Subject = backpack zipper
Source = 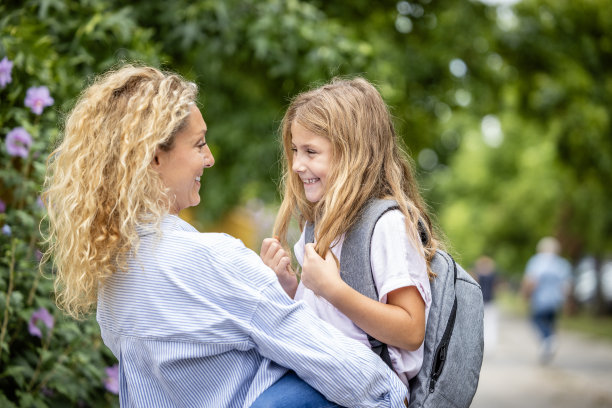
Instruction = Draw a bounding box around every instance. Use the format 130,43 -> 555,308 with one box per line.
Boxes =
429,341 -> 448,393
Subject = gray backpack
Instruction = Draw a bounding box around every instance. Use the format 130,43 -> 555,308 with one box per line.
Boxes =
305,199 -> 483,408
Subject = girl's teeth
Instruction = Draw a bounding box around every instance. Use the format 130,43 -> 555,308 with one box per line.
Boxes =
195,176 -> 201,182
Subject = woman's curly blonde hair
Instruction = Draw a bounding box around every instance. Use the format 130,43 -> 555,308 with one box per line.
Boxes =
273,77 -> 441,279
42,64 -> 198,319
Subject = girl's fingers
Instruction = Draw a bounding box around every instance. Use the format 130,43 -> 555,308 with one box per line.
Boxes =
304,243 -> 322,261
261,238 -> 283,260
271,248 -> 287,270
260,238 -> 275,257
278,256 -> 291,272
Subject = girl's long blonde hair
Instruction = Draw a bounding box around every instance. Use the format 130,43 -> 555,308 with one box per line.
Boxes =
42,65 -> 198,319
273,77 -> 440,278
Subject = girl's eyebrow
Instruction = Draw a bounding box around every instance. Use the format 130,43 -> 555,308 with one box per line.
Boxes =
293,142 -> 316,148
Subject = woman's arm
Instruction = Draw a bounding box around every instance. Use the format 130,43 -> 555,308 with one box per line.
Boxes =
301,244 -> 426,351
251,281 -> 408,408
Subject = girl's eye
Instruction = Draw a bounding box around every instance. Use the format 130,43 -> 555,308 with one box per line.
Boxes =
307,149 -> 317,154
290,147 -> 297,153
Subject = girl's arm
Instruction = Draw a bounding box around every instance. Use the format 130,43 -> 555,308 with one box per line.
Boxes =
301,243 -> 426,351
260,237 -> 298,298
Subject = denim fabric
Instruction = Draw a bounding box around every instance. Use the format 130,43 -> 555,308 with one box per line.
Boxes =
532,309 -> 557,340
250,371 -> 344,408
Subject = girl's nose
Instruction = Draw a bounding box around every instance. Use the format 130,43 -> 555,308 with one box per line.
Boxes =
292,155 -> 304,173
203,145 -> 215,168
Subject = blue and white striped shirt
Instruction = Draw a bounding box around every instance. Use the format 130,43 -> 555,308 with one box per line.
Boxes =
97,215 -> 407,407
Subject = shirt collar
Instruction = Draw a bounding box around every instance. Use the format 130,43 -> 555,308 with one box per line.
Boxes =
161,214 -> 198,232
136,214 -> 198,237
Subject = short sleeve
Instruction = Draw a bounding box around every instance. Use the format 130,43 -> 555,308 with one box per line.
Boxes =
370,210 -> 431,307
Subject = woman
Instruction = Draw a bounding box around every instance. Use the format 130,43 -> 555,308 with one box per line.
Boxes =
43,65 -> 407,407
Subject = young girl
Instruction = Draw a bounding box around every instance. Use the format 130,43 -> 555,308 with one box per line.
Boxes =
261,77 -> 440,392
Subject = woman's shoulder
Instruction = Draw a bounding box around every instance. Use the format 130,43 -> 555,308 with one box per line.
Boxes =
167,231 -> 277,286
178,230 -> 249,256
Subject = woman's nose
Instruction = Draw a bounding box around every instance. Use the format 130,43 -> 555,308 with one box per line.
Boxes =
203,145 -> 215,168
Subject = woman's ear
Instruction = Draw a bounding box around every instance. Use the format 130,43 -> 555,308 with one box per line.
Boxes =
151,149 -> 162,169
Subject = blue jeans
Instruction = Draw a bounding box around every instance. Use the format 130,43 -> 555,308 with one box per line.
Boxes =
250,371 -> 344,408
532,309 -> 557,340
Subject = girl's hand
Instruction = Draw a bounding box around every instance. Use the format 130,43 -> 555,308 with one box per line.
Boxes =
301,243 -> 345,300
260,237 -> 298,297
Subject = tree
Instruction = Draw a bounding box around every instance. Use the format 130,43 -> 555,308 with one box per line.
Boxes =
432,0 -> 612,292
1,1 -> 161,404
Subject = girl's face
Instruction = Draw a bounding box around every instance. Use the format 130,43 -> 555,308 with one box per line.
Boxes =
290,121 -> 332,203
153,105 -> 215,214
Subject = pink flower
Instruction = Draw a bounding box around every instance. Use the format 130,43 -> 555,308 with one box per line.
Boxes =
0,57 -> 12,88
0,199 -> 5,213
5,127 -> 32,158
104,364 -> 119,394
28,307 -> 55,338
24,86 -> 54,115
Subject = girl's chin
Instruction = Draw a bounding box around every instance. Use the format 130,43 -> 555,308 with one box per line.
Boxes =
303,181 -> 324,202
304,192 -> 323,203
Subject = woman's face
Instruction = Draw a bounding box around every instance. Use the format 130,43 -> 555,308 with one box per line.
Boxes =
154,105 -> 214,214
290,121 -> 332,203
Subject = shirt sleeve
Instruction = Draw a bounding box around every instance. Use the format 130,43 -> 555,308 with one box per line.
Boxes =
371,210 -> 431,307
249,282 -> 408,408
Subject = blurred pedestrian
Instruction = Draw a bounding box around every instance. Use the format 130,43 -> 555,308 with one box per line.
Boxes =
474,255 -> 498,354
521,237 -> 572,364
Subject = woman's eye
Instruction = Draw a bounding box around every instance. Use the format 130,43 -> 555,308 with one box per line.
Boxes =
307,149 -> 317,154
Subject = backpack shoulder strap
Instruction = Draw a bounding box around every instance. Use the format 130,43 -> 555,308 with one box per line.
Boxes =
305,199 -> 457,376
305,221 -> 315,245
341,199 -> 400,369
304,199 -> 399,298
340,199 -> 400,299
304,200 -> 398,368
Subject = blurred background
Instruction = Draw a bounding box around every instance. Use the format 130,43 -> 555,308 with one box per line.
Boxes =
1,0 -> 611,406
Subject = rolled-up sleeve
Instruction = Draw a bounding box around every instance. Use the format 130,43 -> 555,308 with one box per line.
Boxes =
249,282 -> 408,408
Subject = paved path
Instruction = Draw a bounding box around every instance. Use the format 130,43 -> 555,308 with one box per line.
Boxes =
471,309 -> 612,408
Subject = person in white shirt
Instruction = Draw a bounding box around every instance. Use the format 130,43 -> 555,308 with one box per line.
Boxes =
261,77 -> 439,401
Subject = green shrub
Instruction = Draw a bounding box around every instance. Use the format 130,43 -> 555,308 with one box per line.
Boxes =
1,2 -> 162,405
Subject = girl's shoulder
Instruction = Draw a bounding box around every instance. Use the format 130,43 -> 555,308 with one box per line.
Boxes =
373,208 -> 406,235
370,208 -> 426,273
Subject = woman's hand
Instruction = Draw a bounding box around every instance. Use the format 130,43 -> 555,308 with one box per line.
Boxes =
260,238 -> 298,298
301,243 -> 345,300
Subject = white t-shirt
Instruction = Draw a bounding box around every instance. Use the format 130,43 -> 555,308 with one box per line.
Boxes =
294,209 -> 432,387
